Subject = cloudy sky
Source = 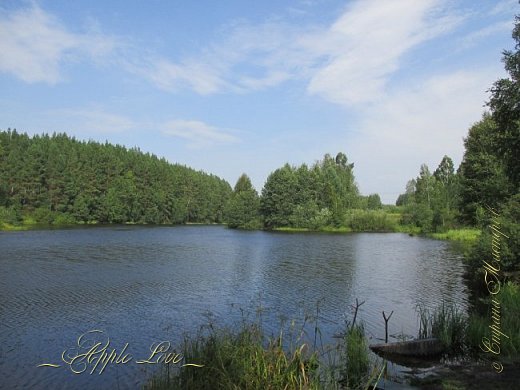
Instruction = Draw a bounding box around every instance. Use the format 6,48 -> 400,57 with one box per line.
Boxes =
1,0 -> 517,203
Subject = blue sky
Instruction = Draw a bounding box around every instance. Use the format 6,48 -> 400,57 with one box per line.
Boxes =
0,0 -> 518,203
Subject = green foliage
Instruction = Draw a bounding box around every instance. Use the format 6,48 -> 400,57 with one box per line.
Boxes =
53,213 -> 76,225
342,325 -> 370,389
225,174 -> 262,229
145,323 -> 321,390
261,164 -> 298,228
344,209 -> 398,232
0,130 -> 232,226
465,282 -> 520,357
429,228 -> 480,244
457,114 -> 512,224
466,195 -> 520,289
465,314 -> 489,353
366,194 -> 382,210
0,205 -> 22,225
487,15 -> 520,190
146,306 -> 383,390
261,153 -> 361,230
403,201 -> 434,232
33,207 -> 56,224
290,202 -> 332,230
417,304 -> 467,354
399,155 -> 461,233
495,282 -> 520,355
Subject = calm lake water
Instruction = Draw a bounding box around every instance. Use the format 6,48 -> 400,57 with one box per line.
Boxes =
0,226 -> 469,389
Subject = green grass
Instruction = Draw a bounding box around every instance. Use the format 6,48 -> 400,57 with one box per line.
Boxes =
272,226 -> 353,233
417,303 -> 467,353
144,309 -> 384,390
144,322 -> 322,390
343,209 -> 399,232
394,224 -> 421,235
417,283 -> 520,359
466,282 -> 520,357
0,222 -> 30,231
273,209 -> 405,234
429,228 -> 481,244
342,325 -> 371,389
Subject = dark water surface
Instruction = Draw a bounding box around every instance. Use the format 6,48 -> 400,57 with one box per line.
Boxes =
0,226 -> 469,389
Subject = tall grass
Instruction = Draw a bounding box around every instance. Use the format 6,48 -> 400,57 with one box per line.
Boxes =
343,210 -> 399,232
417,287 -> 520,359
417,303 -> 467,353
145,306 -> 381,390
145,323 -> 321,390
341,324 -> 371,389
429,228 -> 481,244
466,282 -> 520,357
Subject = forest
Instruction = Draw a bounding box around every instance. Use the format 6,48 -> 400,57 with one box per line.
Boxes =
0,131 -> 232,225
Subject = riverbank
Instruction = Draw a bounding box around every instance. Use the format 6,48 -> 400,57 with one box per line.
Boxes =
0,220 -> 226,232
272,225 -> 480,245
427,228 -> 481,245
1,219 -> 481,248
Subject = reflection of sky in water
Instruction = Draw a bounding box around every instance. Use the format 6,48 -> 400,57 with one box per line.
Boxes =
0,226 -> 468,389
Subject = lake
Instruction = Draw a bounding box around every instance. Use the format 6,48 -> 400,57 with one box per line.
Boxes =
0,226 -> 469,389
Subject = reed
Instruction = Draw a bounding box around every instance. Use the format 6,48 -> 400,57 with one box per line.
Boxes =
341,324 -> 371,389
417,303 -> 467,353
145,301 -> 382,389
466,282 -> 520,357
145,322 -> 321,390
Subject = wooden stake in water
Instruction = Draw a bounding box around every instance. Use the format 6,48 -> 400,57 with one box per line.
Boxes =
382,310 -> 394,343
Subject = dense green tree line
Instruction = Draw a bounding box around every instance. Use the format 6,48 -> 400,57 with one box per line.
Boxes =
397,14 -> 519,275
397,156 -> 459,232
0,131 -> 380,232
224,174 -> 261,229
260,152 -> 360,229
225,153 -> 393,231
467,14 -> 520,277
0,130 -> 231,225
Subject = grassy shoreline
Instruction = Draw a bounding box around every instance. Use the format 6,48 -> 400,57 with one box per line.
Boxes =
271,226 -> 481,245
2,219 -> 481,247
428,228 -> 481,244
0,221 -> 227,232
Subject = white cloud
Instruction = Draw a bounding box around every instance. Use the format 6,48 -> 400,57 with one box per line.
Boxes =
347,68 -> 502,203
457,20 -> 513,49
135,59 -> 227,95
132,21 -> 306,94
0,4 -> 117,83
52,108 -> 136,134
1,0 -> 465,104
131,0 -> 464,104
490,0 -> 519,16
162,120 -> 240,148
306,0 -> 462,105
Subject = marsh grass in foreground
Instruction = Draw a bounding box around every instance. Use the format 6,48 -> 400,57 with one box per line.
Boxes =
144,316 -> 381,389
144,322 -> 323,390
341,325 -> 373,389
466,282 -> 520,357
417,303 -> 467,354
